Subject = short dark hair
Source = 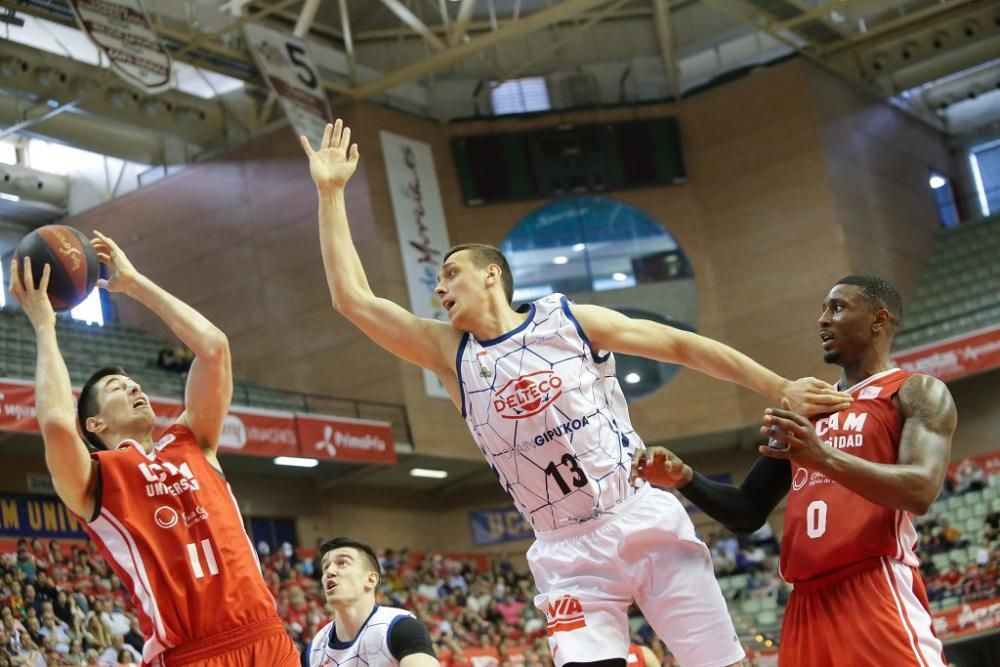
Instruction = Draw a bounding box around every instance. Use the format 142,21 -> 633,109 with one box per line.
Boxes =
443,244 -> 514,304
835,275 -> 903,329
77,366 -> 128,451
318,537 -> 381,581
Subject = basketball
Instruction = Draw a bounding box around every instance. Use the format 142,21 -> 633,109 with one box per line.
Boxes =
14,225 -> 100,311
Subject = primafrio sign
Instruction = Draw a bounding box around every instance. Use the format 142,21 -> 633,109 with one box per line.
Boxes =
69,0 -> 172,93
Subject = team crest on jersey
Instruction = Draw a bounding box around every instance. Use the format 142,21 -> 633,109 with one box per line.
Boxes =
791,467 -> 809,491
493,370 -> 564,419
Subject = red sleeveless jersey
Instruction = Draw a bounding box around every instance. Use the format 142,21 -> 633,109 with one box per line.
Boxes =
82,424 -> 279,664
779,369 -> 921,583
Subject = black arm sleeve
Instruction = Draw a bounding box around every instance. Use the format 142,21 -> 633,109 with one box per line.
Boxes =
678,457 -> 792,534
388,617 -> 436,661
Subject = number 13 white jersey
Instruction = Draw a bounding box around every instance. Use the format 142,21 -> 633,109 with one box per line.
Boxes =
457,294 -> 645,534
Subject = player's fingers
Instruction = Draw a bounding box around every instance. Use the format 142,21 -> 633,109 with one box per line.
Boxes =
350,144 -> 360,162
96,253 -> 111,265
332,119 -> 343,147
810,390 -> 853,405
22,256 -> 35,291
93,231 -> 118,255
340,126 -> 351,152
299,134 -> 314,155
322,122 -> 333,150
39,263 -> 51,293
9,258 -> 22,295
764,413 -> 806,436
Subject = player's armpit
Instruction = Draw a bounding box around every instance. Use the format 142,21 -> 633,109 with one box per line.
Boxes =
896,374 -> 956,503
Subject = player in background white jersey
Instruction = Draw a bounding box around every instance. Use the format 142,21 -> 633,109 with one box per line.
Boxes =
301,120 -> 851,667
303,537 -> 438,667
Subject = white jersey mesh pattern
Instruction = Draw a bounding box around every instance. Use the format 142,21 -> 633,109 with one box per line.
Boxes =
457,294 -> 644,533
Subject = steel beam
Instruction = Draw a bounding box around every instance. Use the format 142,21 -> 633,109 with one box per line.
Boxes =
651,0 -> 680,100
379,0 -> 449,51
350,0 -> 617,100
451,0 -> 479,45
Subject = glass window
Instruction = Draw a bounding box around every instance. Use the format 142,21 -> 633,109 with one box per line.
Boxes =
969,140 -> 1000,217
501,196 -> 698,399
491,77 -> 551,115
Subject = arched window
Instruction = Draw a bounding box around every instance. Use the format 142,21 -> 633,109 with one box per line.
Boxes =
501,196 -> 698,400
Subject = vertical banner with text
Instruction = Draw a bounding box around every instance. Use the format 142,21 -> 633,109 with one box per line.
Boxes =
380,131 -> 452,399
244,22 -> 332,149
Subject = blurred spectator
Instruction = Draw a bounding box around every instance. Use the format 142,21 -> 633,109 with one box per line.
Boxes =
953,459 -> 986,494
157,343 -> 194,373
98,634 -> 141,665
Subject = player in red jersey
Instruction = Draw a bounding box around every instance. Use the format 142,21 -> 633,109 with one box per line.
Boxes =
636,275 -> 956,667
9,233 -> 298,667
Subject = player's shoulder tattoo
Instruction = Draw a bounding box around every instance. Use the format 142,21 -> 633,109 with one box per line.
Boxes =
898,374 -> 957,434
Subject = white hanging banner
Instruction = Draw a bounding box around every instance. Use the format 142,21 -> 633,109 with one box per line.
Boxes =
69,0 -> 172,94
379,131 -> 452,400
243,22 -> 331,149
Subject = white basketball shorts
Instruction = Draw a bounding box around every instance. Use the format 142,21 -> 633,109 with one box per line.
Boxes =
527,483 -> 745,667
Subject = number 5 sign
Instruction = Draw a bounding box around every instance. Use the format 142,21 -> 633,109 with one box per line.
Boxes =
243,22 -> 332,148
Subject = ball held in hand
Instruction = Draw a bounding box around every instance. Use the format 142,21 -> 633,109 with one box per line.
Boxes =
15,225 -> 100,311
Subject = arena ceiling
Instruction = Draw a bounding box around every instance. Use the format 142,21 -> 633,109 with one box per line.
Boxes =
0,0 -> 997,170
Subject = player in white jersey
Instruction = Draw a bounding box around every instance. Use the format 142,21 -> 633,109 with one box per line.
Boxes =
300,120 -> 851,667
303,537 -> 438,667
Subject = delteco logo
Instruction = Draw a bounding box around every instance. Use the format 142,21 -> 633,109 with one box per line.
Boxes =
493,370 -> 563,419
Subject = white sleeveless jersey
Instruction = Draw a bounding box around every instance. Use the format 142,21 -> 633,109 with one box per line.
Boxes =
457,293 -> 645,533
305,605 -> 413,667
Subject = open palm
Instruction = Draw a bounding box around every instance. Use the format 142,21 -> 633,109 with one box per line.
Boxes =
300,119 -> 359,190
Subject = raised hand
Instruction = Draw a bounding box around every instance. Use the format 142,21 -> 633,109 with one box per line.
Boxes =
300,119 -> 360,191
91,230 -> 139,294
10,256 -> 55,332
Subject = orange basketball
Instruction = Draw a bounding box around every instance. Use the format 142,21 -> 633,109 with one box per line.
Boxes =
14,225 -> 100,311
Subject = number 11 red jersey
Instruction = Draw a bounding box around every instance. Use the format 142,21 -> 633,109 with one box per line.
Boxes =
779,369 -> 920,583
82,424 -> 280,665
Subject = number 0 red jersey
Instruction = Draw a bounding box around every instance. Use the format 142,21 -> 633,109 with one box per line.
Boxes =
779,369 -> 920,583
81,424 -> 279,664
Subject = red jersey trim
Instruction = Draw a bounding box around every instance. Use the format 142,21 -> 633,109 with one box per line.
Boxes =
89,509 -> 172,660
879,558 -> 931,667
840,367 -> 902,394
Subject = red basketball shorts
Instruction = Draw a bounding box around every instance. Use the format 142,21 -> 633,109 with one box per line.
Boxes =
779,557 -> 945,667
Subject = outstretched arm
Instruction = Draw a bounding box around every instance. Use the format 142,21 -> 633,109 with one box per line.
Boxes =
636,447 -> 790,533
92,232 -> 231,460
761,375 -> 955,514
570,303 -> 851,415
302,120 -> 458,377
10,258 -> 97,520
